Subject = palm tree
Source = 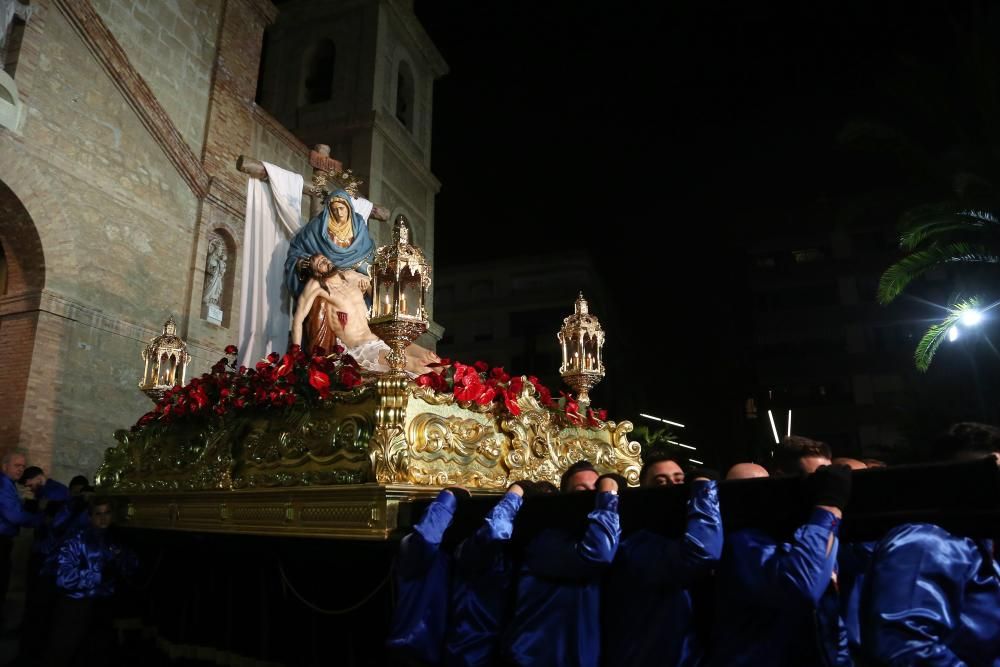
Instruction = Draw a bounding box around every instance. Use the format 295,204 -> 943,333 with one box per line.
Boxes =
876,208 -> 1000,370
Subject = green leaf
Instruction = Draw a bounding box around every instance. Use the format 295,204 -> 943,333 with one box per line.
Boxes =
914,297 -> 981,371
877,242 -> 1000,304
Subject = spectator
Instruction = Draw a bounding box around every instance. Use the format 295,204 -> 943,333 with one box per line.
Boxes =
67,476 -> 89,497
0,452 -> 42,630
42,497 -> 136,666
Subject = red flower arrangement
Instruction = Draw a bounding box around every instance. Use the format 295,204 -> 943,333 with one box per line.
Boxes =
415,360 -> 607,427
131,344 -> 364,432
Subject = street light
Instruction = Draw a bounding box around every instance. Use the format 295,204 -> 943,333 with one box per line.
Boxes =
960,309 -> 983,327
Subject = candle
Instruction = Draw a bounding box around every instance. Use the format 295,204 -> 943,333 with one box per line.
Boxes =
383,292 -> 390,315
400,293 -> 407,314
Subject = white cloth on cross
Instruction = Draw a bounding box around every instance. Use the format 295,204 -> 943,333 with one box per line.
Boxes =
238,161 -> 374,366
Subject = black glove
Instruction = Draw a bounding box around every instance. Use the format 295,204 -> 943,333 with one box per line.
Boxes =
596,473 -> 628,493
687,467 -> 719,482
811,464 -> 852,510
508,480 -> 536,497
443,486 -> 471,500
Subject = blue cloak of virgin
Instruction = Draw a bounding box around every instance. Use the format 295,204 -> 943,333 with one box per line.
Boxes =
284,188 -> 376,302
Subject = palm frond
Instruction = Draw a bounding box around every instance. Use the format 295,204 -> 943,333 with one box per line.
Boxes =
877,242 -> 1000,304
914,297 -> 981,371
899,207 -> 999,250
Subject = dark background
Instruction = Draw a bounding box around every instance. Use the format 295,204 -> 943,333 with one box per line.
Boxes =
412,1 -> 1000,464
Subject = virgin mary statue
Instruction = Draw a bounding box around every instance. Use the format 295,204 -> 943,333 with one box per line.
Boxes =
284,188 -> 375,305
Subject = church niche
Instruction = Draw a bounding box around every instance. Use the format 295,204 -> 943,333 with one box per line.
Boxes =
201,230 -> 236,328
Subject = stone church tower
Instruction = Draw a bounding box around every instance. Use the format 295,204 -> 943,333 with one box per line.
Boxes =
0,0 -> 445,481
256,0 -> 447,325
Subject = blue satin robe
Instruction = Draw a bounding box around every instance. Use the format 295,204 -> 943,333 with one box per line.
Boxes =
503,491 -> 621,667
709,508 -> 851,666
445,491 -> 523,667
862,523 -> 1000,666
0,475 -> 42,537
603,480 -> 723,667
838,540 -> 875,659
55,526 -> 136,599
386,490 -> 457,664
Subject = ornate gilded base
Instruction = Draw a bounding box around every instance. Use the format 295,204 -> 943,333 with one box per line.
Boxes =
98,376 -> 643,538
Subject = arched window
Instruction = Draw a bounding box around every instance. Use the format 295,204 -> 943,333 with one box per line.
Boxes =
395,60 -> 414,130
304,39 -> 335,105
1,5 -> 29,77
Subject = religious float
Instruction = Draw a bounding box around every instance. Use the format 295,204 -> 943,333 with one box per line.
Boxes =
95,147 -> 642,541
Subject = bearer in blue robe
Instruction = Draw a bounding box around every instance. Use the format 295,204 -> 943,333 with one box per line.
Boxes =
502,462 -> 622,667
602,457 -> 723,667
709,462 -> 853,666
861,422 -> 1000,665
444,480 -> 545,667
386,487 -> 464,665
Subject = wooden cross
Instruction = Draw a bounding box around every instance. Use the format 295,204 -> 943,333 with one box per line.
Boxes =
236,143 -> 390,221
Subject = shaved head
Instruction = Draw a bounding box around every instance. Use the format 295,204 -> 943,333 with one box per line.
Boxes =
726,463 -> 769,480
832,457 -> 867,470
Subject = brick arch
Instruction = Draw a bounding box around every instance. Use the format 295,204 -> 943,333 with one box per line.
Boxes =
0,177 -> 45,456
0,179 -> 45,295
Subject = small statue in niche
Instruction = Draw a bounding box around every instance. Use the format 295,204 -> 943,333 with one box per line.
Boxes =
202,235 -> 228,307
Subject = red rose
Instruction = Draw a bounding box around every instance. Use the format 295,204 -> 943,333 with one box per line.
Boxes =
288,344 -> 301,355
220,388 -> 230,398
224,345 -> 238,355
233,397 -> 246,409
267,352 -> 280,364
333,344 -> 345,355
473,360 -> 489,373
309,368 -> 331,391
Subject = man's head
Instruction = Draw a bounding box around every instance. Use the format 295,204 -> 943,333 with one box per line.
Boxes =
1,452 -> 26,482
933,422 -> 1000,463
69,475 -> 88,496
19,466 -> 46,492
725,462 -> 770,480
560,460 -> 599,493
832,457 -> 867,470
89,497 -> 114,530
640,453 -> 686,487
328,196 -> 351,224
772,435 -> 832,476
308,253 -> 335,278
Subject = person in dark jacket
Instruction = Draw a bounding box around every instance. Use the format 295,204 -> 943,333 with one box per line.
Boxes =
41,497 -> 136,666
0,452 -> 41,630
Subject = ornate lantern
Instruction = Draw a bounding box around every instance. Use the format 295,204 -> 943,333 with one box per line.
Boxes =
368,215 -> 430,374
139,316 -> 191,402
558,293 -> 606,406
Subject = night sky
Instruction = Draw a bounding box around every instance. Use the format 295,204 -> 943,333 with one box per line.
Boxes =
412,1 -> 996,457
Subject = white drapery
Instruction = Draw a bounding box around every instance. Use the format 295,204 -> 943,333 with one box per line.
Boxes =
237,162 -> 376,366
238,162 -> 303,366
